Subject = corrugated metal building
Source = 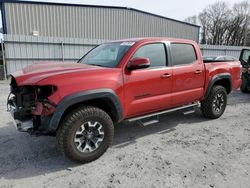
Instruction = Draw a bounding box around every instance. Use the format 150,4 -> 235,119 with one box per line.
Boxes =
0,0 -> 201,78
0,0 -> 200,41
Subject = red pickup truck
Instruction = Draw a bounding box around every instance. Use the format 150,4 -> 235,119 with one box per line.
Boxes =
7,38 -> 241,163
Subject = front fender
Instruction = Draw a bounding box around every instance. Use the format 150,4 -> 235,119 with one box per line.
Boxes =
48,89 -> 123,132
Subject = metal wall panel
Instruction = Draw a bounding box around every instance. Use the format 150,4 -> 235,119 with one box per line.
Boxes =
4,2 -> 200,41
4,34 -> 249,74
4,34 -> 107,74
200,45 -> 246,58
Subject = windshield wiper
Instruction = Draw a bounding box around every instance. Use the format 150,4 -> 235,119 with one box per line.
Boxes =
88,64 -> 106,67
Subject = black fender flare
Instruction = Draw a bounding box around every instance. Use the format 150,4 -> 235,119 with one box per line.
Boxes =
205,73 -> 232,98
48,89 -> 123,132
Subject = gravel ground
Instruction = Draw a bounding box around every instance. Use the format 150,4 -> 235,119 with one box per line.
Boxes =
0,81 -> 250,188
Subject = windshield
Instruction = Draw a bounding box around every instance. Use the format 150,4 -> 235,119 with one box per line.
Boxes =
78,42 -> 134,67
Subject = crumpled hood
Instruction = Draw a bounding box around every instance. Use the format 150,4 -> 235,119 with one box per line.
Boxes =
11,62 -> 104,86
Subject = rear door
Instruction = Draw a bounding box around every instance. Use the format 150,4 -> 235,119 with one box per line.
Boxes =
170,43 -> 205,107
240,49 -> 250,65
123,43 -> 173,118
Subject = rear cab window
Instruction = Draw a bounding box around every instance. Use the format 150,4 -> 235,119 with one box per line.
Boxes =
170,43 -> 197,66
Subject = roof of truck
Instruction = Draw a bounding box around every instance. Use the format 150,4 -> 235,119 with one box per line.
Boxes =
111,37 -> 197,44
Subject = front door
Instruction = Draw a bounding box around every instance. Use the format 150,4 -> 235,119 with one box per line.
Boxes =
239,49 -> 250,92
123,43 -> 173,118
240,49 -> 250,65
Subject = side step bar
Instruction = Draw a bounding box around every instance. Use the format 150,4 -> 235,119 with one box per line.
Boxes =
127,102 -> 200,123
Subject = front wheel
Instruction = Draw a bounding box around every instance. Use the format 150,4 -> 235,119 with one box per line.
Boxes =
201,86 -> 227,119
56,106 -> 114,163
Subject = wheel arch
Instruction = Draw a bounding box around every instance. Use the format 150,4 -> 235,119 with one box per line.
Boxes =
205,73 -> 232,98
48,89 -> 123,132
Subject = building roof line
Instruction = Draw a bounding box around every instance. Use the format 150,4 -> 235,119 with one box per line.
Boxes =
0,0 -> 200,28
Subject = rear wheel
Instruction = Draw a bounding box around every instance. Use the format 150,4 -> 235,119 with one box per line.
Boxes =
201,86 -> 227,119
56,106 -> 114,163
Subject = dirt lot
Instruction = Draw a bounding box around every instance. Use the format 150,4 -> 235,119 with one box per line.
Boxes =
0,81 -> 250,188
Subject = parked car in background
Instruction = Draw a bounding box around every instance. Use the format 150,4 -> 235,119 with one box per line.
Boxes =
7,38 -> 242,163
203,55 -> 238,62
240,49 -> 250,93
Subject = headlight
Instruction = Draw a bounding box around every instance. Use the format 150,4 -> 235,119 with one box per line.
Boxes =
35,85 -> 57,99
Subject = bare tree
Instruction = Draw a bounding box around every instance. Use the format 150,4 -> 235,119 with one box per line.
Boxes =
184,15 -> 197,25
187,1 -> 250,46
198,2 -> 231,45
198,11 -> 209,44
225,1 -> 250,46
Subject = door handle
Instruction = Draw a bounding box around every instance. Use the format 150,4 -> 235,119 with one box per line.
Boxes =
161,73 -> 171,78
195,70 -> 202,74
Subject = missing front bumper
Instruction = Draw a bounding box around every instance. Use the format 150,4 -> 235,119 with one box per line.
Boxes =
8,105 -> 54,135
9,107 -> 33,132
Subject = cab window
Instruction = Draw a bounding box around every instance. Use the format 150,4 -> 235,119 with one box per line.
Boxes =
132,43 -> 167,67
170,43 -> 197,66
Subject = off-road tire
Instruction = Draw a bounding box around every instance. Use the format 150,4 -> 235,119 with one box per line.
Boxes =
56,106 -> 114,163
201,85 -> 227,119
240,76 -> 249,93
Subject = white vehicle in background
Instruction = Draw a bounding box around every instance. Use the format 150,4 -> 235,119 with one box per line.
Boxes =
203,55 -> 238,62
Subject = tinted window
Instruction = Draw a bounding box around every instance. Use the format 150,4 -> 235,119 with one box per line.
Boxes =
170,43 -> 197,66
242,50 -> 250,63
132,43 -> 167,67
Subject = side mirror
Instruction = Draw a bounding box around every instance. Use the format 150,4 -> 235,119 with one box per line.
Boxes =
127,57 -> 150,70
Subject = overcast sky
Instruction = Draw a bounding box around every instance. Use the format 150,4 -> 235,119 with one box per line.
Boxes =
37,0 -> 242,21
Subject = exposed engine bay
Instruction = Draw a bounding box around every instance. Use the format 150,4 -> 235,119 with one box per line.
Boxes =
7,76 -> 57,134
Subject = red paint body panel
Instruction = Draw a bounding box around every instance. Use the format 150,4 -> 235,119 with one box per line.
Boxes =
11,38 -> 242,120
204,61 -> 242,92
123,67 -> 173,118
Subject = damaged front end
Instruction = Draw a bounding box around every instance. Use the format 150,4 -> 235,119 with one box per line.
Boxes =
7,76 -> 57,135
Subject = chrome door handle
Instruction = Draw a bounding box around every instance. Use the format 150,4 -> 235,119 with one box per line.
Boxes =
161,73 -> 171,78
195,70 -> 202,74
